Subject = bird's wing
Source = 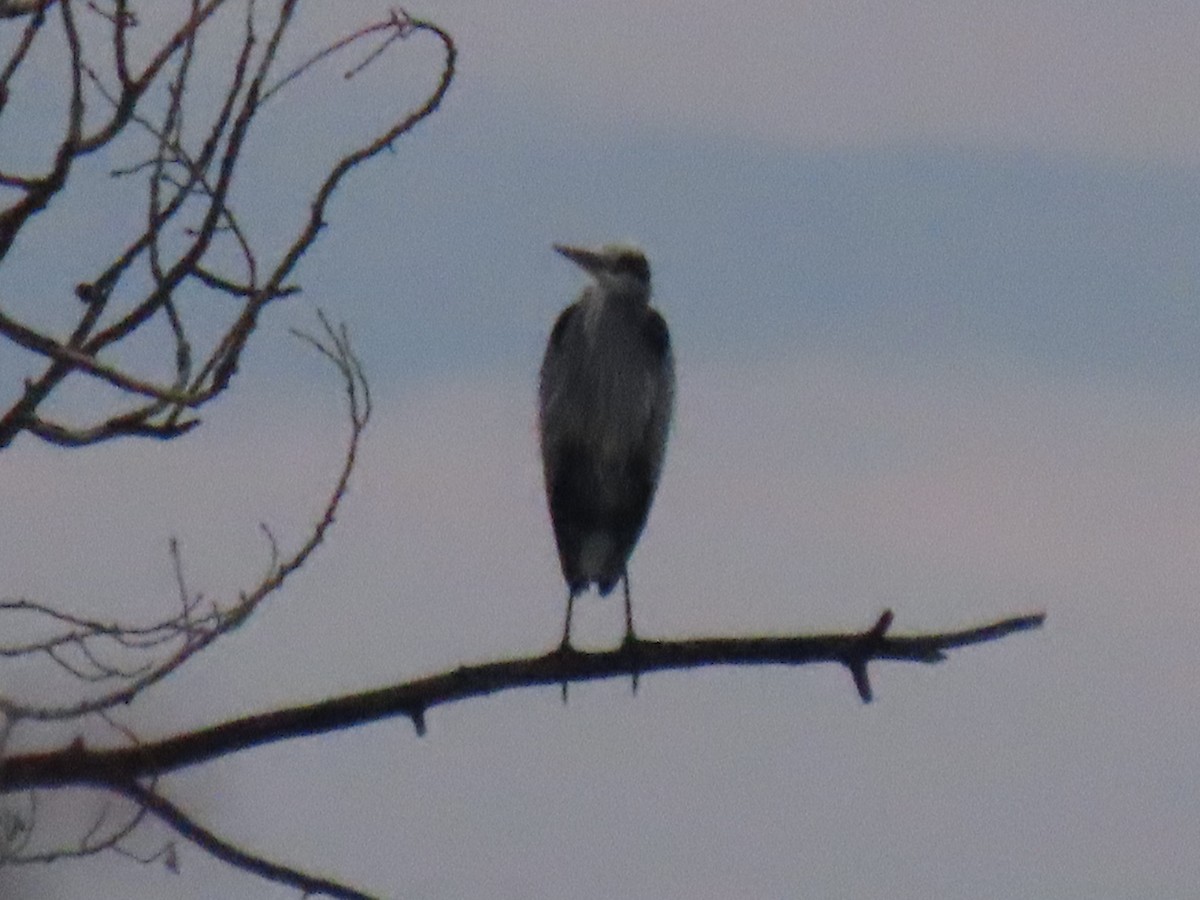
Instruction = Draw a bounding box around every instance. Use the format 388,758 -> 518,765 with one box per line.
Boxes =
546,302 -> 580,355
537,302 -> 580,475
641,308 -> 670,361
538,303 -> 593,586
639,308 -> 675,480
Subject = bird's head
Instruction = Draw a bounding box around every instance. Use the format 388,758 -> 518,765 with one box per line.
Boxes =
554,242 -> 651,300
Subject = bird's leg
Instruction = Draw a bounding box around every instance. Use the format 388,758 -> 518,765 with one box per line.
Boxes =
560,590 -> 576,651
622,573 -> 637,643
559,589 -> 576,704
622,573 -> 640,695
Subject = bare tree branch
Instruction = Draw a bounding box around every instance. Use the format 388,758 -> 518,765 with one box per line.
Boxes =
0,3 -> 555,896
0,611 -> 1045,792
0,313 -> 370,723
114,781 -> 377,900
0,1 -> 54,22
0,3 -> 456,450
0,719 -> 156,866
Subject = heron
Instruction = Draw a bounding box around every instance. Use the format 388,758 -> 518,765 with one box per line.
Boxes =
538,242 -> 675,652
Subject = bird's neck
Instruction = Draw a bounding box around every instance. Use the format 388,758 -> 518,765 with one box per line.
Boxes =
585,282 -> 650,311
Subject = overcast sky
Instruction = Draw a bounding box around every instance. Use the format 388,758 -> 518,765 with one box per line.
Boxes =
3,2 -> 1200,898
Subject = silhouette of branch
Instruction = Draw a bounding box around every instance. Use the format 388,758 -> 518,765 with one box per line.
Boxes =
0,3 -> 456,450
0,314 -> 370,724
0,611 -> 1044,792
0,1 -> 54,21
0,714 -> 156,866
113,782 -> 375,900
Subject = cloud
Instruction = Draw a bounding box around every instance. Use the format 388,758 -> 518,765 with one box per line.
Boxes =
404,0 -> 1200,163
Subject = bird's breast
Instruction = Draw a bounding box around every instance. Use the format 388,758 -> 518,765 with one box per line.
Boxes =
569,321 -> 661,453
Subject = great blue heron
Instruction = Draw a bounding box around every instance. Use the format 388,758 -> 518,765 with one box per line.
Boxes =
538,242 -> 675,649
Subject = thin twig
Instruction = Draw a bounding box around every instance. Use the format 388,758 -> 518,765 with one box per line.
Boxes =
0,314 -> 371,723
115,782 -> 377,900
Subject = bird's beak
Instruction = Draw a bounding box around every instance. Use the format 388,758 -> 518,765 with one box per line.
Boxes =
553,244 -> 603,272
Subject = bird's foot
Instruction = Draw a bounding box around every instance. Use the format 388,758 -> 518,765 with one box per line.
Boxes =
557,638 -> 576,704
621,629 -> 641,696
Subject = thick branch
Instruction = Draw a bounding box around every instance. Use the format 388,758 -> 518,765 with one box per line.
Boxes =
0,612 -> 1044,792
0,1 -> 53,20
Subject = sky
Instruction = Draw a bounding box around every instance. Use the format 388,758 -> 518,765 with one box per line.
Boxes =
2,1 -> 1200,897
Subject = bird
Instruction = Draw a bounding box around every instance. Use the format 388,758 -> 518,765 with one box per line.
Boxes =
538,241 -> 675,652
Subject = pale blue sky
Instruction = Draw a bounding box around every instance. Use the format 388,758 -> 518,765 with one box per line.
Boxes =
2,2 -> 1199,898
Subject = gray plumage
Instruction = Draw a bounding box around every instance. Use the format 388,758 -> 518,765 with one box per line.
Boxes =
538,242 -> 674,647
